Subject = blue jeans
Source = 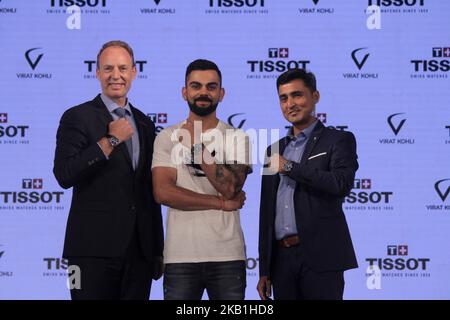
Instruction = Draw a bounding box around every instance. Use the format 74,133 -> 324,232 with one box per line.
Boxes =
163,260 -> 246,300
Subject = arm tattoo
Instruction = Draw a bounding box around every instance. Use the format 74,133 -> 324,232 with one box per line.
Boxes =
214,164 -> 251,198
224,164 -> 251,196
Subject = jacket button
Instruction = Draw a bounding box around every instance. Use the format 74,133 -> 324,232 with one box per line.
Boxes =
131,205 -> 136,211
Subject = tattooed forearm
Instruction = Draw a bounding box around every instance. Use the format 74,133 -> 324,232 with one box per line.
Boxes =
224,164 -> 251,197
215,165 -> 225,179
209,164 -> 251,199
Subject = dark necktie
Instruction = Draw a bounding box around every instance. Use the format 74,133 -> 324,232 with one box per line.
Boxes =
113,107 -> 133,166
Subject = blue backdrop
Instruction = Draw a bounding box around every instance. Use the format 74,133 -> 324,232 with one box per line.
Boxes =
0,0 -> 449,299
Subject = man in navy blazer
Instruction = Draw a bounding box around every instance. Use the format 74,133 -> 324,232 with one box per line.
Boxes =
257,68 -> 358,300
53,41 -> 163,300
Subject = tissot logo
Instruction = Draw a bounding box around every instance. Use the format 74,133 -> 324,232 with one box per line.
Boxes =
228,113 -> 246,129
0,113 -> 7,123
0,179 -> 64,209
411,47 -> 450,78
209,0 -> 265,7
247,48 -> 310,79
22,179 -> 43,190
43,257 -> 69,277
147,113 -> 168,134
351,48 -> 370,70
366,245 -> 431,277
47,0 -> 110,15
148,113 -> 167,124
246,257 -> 259,276
268,48 -> 289,59
25,48 -> 44,70
50,0 -> 107,7
354,179 -> 372,189
368,0 -> 424,6
387,113 -> 406,136
83,60 -> 148,79
434,179 -> 450,202
0,113 -> 30,142
44,258 -> 68,270
387,245 -> 408,256
304,113 -> 348,131
345,178 -> 393,205
317,113 -> 326,123
206,0 -> 268,15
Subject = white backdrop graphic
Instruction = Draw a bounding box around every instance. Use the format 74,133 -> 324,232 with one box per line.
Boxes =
0,0 -> 449,299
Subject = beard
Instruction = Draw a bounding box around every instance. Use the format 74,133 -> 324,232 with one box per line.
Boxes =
188,97 -> 218,117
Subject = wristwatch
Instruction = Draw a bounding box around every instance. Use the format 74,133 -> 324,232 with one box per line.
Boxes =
106,134 -> 120,148
283,160 -> 293,173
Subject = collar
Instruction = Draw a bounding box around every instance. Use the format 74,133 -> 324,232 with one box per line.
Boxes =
287,119 -> 318,141
100,93 -> 132,115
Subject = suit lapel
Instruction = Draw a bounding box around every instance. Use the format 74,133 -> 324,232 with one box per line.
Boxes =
299,120 -> 325,166
93,94 -> 133,170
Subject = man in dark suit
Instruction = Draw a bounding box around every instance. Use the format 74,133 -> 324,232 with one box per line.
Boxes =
53,40 -> 163,300
257,68 -> 358,300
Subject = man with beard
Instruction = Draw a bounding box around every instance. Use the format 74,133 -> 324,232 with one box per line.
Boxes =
152,59 -> 252,300
257,68 -> 358,300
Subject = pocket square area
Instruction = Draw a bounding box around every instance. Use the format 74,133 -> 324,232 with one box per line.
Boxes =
308,152 -> 327,160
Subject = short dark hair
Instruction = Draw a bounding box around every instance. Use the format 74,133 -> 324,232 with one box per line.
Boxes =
185,59 -> 222,85
96,40 -> 135,69
276,68 -> 317,93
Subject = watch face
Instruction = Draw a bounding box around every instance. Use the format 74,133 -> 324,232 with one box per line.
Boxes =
109,136 -> 119,147
284,161 -> 292,172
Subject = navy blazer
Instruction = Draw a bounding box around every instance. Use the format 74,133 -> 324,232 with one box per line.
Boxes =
53,95 -> 164,274
259,121 -> 358,277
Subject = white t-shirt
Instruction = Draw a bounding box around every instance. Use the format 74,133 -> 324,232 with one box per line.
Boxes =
152,120 -> 252,264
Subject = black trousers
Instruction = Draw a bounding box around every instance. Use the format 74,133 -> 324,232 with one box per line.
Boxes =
272,244 -> 344,300
67,224 -> 153,300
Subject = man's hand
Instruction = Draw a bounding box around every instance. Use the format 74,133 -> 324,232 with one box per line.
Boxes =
222,191 -> 246,211
108,118 -> 133,143
257,276 -> 272,300
268,153 -> 289,174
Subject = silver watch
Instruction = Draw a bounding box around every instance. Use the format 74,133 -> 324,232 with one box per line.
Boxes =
283,160 -> 293,173
107,134 -> 120,148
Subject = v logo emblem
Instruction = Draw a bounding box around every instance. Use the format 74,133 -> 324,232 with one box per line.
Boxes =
228,113 -> 246,129
25,48 -> 44,70
387,113 -> 406,136
312,0 -> 320,4
435,179 -> 450,202
351,48 -> 370,70
154,0 -> 161,4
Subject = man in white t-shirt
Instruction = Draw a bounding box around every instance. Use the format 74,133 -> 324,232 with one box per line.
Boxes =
152,59 -> 252,300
